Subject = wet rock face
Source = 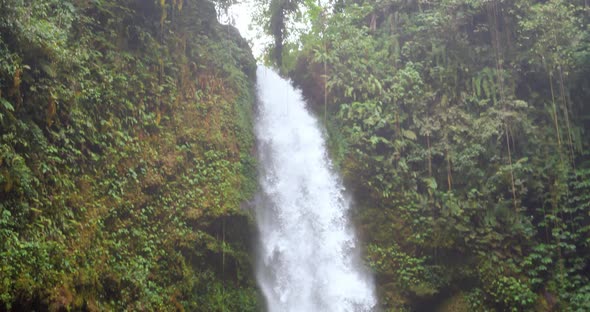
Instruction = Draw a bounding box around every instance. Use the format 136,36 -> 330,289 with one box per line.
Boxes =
183,0 -> 256,78
0,0 -> 260,310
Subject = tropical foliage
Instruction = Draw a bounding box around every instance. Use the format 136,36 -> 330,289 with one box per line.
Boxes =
0,0 -> 259,310
263,0 -> 590,310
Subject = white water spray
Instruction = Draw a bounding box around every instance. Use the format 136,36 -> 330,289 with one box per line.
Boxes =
254,66 -> 377,312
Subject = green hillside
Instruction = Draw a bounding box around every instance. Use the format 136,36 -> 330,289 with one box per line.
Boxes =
0,0 -> 259,310
261,0 -> 590,310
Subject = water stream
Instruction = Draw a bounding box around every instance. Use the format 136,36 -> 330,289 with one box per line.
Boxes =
254,66 -> 377,312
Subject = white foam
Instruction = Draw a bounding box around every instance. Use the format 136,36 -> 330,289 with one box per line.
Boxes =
254,66 -> 377,312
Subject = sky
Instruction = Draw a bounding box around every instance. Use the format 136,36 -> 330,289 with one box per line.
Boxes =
220,0 -> 316,62
221,0 -> 269,60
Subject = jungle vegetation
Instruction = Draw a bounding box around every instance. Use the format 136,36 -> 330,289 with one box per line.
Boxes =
1,0 -> 589,311
0,0 -> 260,310
259,0 -> 590,310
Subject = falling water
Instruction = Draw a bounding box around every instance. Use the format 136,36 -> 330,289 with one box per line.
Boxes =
254,66 -> 377,312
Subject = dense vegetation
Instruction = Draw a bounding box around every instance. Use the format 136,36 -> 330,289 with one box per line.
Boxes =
261,0 -> 590,310
2,0 -> 589,310
0,0 -> 260,310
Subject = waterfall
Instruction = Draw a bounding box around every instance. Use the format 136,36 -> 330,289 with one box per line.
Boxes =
254,66 -> 377,312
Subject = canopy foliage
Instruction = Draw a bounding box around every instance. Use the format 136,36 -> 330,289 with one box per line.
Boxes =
266,0 -> 590,310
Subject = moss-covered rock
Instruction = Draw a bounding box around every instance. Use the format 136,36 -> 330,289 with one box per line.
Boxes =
0,0 -> 260,310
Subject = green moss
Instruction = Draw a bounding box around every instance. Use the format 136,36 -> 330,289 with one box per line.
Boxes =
436,292 -> 470,312
0,0 -> 260,310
